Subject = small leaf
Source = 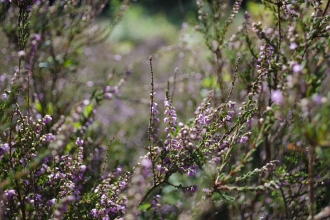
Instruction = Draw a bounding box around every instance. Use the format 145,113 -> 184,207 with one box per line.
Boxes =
138,203 -> 151,211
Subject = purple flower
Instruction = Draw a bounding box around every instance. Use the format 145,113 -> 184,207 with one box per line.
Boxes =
104,93 -> 113,99
81,165 -> 86,173
141,158 -> 152,168
239,136 -> 249,144
244,11 -> 250,19
5,189 -> 15,198
271,90 -> 284,105
75,137 -> 84,146
0,143 -> 9,156
292,64 -> 302,73
187,165 -> 198,176
49,198 -> 56,206
190,185 -> 199,192
91,209 -> 98,218
290,42 -> 298,50
312,94 -> 323,105
228,101 -> 236,109
43,133 -> 55,142
119,181 -> 127,190
43,114 -> 52,124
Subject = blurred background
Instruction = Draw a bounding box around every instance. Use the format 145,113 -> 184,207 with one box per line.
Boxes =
87,0 -> 256,166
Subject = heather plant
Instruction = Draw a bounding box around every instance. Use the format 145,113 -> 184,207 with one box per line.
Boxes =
1,0 -> 330,219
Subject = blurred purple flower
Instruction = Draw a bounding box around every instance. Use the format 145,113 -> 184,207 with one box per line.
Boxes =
43,114 -> 52,124
104,93 -> 113,99
81,165 -> 86,173
290,42 -> 298,50
292,64 -> 302,73
0,143 -> 9,156
91,209 -> 98,218
312,94 -> 323,105
244,11 -> 250,19
5,189 -> 15,198
271,90 -> 284,105
141,158 -> 152,168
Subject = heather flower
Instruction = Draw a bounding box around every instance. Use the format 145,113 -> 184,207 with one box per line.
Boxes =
5,189 -> 16,198
119,181 -> 127,190
42,133 -> 55,142
141,158 -> 152,168
91,209 -> 98,218
43,114 -> 52,124
239,136 -> 249,144
156,165 -> 166,174
244,11 -> 250,19
289,42 -> 298,50
81,165 -> 87,173
292,63 -> 303,73
49,198 -> 56,206
75,137 -> 84,146
18,50 -> 26,57
228,101 -> 236,109
187,164 -> 198,176
0,143 -> 9,156
271,90 -> 284,105
104,93 -> 113,99
163,97 -> 177,134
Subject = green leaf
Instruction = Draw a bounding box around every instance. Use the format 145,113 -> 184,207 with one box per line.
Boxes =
138,203 -> 151,211
83,104 -> 94,118
64,59 -> 76,68
35,100 -> 42,112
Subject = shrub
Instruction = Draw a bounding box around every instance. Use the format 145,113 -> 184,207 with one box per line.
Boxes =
0,0 -> 330,219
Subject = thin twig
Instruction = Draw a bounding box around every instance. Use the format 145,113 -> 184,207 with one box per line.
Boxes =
148,56 -> 156,184
308,144 -> 315,219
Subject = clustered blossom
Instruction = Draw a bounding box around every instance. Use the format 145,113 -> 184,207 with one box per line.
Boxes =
47,146 -> 86,207
150,102 -> 160,142
91,170 -> 129,219
163,99 -> 177,135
